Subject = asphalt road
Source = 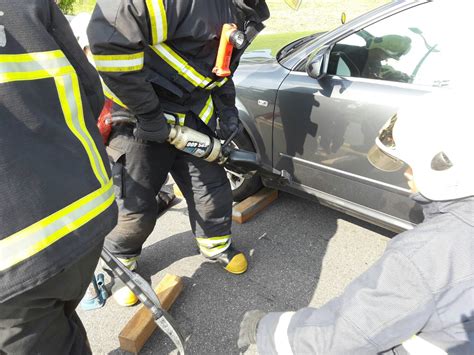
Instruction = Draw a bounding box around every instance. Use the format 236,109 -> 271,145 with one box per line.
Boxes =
78,187 -> 395,355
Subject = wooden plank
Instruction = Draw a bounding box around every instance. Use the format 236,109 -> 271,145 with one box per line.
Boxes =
118,274 -> 183,354
232,188 -> 278,224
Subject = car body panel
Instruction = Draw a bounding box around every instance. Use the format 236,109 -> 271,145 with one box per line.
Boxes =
233,0 -> 458,232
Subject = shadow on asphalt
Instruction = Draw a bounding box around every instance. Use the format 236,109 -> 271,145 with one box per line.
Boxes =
107,193 -> 390,354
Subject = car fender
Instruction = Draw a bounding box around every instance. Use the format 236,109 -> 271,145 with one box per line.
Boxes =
235,97 -> 273,169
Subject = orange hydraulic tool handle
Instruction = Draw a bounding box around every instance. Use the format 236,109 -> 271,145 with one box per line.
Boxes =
213,23 -> 246,77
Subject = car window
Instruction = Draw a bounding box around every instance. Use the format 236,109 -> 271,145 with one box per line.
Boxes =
327,2 -> 459,87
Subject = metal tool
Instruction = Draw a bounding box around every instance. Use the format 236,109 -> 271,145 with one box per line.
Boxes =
100,247 -> 186,355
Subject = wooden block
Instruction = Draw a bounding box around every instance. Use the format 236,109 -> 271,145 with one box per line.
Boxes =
232,188 -> 278,224
118,274 -> 183,354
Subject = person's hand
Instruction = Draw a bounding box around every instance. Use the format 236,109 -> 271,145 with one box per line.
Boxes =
238,310 -> 266,350
134,115 -> 170,143
217,115 -> 239,140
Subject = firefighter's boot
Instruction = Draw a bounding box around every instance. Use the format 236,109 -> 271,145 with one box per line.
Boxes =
214,246 -> 248,274
106,257 -> 139,307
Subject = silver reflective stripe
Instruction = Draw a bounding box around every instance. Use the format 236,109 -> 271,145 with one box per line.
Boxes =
56,74 -> 109,186
402,336 -> 447,355
274,312 -> 295,355
0,56 -> 70,74
205,78 -> 228,90
151,43 -> 212,87
0,180 -> 114,271
145,0 -> 167,45
197,239 -> 231,257
199,96 -> 214,125
196,236 -> 231,249
94,55 -> 144,72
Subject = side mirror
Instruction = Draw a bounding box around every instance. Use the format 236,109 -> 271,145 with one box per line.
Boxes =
305,45 -> 330,80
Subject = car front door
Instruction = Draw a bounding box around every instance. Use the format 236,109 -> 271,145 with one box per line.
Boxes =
272,1 -> 457,229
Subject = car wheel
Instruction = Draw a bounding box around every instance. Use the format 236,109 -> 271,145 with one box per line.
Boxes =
225,130 -> 263,202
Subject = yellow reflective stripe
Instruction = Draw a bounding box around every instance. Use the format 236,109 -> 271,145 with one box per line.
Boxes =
196,235 -> 231,249
145,0 -> 167,45
199,96 -> 214,124
205,78 -> 229,90
55,74 -> 109,186
0,50 -> 109,188
0,66 -> 74,84
0,50 -> 64,63
164,112 -> 186,126
150,43 -> 212,88
176,113 -> 186,126
0,50 -> 73,83
198,239 -> 232,257
93,53 -> 144,72
0,180 -> 115,271
103,82 -> 128,108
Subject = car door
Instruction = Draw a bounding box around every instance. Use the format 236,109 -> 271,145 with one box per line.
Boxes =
272,1 -> 458,230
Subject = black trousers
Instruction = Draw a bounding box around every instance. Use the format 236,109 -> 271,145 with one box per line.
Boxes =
0,243 -> 103,355
104,119 -> 233,258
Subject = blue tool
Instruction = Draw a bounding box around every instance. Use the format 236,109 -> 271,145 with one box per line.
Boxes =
80,273 -> 108,311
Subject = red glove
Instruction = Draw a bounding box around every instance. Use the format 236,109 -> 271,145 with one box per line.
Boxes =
97,99 -> 113,144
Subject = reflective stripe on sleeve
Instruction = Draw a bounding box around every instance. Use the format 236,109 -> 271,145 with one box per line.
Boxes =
205,78 -> 228,90
199,95 -> 214,125
150,43 -> 212,88
402,335 -> 447,355
274,312 -> 295,355
145,0 -> 167,45
93,53 -> 144,72
164,112 -> 186,126
0,179 -> 115,271
103,82 -> 128,108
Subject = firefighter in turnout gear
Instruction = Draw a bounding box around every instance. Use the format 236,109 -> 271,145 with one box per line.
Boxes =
88,0 -> 270,306
0,0 -> 117,353
238,90 -> 474,354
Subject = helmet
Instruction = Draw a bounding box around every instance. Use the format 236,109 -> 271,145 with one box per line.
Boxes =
368,89 -> 474,201
368,35 -> 411,60
70,12 -> 91,50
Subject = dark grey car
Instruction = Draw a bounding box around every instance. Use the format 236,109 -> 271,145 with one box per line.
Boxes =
230,0 -> 461,232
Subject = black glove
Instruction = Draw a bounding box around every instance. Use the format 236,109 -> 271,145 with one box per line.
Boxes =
238,310 -> 266,350
217,115 -> 239,140
134,115 -> 170,143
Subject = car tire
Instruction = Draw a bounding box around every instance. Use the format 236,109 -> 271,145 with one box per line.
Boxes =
225,130 -> 263,202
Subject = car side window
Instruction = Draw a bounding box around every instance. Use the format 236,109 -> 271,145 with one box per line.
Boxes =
327,2 -> 455,87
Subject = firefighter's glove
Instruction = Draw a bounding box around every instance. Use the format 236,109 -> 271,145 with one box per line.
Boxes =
217,115 -> 239,140
134,116 -> 170,143
238,309 -> 266,350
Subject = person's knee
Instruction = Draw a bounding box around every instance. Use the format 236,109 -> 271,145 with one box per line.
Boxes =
118,211 -> 157,239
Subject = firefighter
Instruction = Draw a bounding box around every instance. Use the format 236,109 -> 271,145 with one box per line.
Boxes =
363,34 -> 412,82
87,0 -> 269,306
70,12 -> 177,216
238,90 -> 474,354
0,1 -> 117,354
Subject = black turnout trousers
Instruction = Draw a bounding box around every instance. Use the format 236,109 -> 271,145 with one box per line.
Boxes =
0,243 -> 103,355
104,117 -> 233,258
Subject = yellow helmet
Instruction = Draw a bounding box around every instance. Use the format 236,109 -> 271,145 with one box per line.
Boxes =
369,35 -> 412,60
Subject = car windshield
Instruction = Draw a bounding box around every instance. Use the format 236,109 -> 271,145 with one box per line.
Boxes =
276,33 -> 320,61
